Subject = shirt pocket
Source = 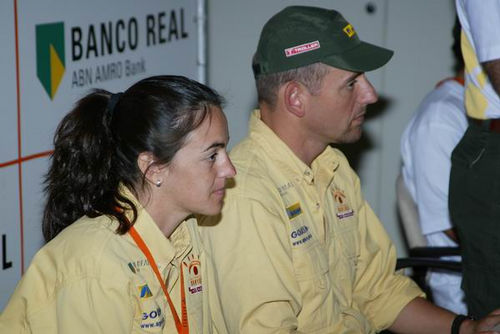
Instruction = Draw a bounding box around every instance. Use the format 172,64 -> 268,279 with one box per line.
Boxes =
335,222 -> 360,282
292,240 -> 329,290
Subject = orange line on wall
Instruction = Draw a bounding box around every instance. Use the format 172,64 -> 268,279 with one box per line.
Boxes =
13,0 -> 24,275
0,150 -> 54,169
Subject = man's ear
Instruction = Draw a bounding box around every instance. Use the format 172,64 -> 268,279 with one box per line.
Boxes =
283,81 -> 306,118
137,152 -> 164,185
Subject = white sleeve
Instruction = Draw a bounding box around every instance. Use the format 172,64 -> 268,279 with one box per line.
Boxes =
409,96 -> 467,235
462,0 -> 500,62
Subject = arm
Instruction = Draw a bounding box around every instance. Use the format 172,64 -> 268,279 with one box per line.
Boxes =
0,251 -> 136,333
409,98 -> 467,238
462,0 -> 500,96
483,60 -> 500,98
352,199 -> 424,330
54,276 -> 135,334
389,297 -> 455,333
347,166 -> 423,330
390,297 -> 500,334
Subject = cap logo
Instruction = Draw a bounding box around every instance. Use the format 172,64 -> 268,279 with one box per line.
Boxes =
343,24 -> 356,38
284,40 -> 320,58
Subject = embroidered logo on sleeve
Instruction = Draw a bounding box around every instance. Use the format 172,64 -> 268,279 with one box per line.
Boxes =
286,202 -> 303,219
184,254 -> 202,295
333,187 -> 354,219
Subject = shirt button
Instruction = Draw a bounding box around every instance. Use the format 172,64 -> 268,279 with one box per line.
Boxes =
316,202 -> 320,209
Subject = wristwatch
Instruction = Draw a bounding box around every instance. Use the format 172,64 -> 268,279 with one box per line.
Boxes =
451,314 -> 475,334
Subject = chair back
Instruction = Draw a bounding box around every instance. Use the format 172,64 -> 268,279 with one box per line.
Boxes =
396,173 -> 427,248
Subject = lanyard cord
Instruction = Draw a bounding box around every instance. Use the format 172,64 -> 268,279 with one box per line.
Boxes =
129,226 -> 189,334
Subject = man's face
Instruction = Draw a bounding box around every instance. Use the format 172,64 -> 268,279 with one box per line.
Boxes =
305,65 -> 378,144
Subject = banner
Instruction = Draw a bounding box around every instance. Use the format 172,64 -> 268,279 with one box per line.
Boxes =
0,0 -> 202,309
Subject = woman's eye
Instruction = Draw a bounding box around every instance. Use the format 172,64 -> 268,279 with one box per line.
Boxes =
208,152 -> 218,161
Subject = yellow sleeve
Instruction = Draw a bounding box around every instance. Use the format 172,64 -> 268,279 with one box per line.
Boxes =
201,192 -> 304,334
352,180 -> 423,331
0,262 -> 137,333
51,277 -> 136,333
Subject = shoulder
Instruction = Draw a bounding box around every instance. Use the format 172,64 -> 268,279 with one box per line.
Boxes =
4,215 -> 133,322
228,138 -> 283,202
33,215 -> 132,285
409,82 -> 467,133
48,215 -> 119,257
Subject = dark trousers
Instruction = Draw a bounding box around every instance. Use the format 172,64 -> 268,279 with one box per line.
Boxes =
449,122 -> 500,318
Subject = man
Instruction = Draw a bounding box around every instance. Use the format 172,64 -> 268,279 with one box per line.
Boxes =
449,0 -> 500,318
400,17 -> 467,314
201,6 -> 500,333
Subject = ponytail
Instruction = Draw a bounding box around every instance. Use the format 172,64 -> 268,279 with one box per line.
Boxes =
42,90 -> 135,242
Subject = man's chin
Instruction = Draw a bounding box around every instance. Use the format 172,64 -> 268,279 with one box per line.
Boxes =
340,128 -> 363,144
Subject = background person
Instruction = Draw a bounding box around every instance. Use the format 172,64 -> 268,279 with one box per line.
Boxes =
400,17 -> 467,314
450,0 -> 500,318
0,75 -> 235,333
201,6 -> 500,333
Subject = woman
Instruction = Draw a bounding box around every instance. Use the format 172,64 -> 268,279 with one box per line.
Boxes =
0,75 -> 235,333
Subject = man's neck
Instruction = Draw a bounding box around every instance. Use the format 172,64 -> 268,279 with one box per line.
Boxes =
260,104 -> 326,167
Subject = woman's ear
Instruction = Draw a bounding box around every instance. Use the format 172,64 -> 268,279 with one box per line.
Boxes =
283,81 -> 306,118
137,152 -> 164,186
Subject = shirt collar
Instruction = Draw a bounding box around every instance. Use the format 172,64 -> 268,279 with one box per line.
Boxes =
119,185 -> 193,267
249,110 -> 340,183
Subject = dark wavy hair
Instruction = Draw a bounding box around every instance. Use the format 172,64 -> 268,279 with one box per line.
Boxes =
42,75 -> 224,242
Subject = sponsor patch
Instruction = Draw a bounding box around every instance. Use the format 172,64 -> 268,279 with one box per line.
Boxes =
127,259 -> 149,274
277,181 -> 294,196
292,234 -> 312,246
284,40 -> 320,57
291,225 -> 309,239
141,307 -> 164,329
138,284 -> 153,299
286,202 -> 303,219
332,187 -> 355,219
184,254 -> 202,295
291,225 -> 313,246
343,24 -> 356,38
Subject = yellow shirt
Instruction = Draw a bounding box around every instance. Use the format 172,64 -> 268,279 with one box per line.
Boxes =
0,191 -> 218,333
200,111 -> 423,333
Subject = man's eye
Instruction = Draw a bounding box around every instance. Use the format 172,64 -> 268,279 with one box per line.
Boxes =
347,80 -> 357,89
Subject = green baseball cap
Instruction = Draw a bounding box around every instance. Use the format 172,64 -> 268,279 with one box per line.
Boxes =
252,6 -> 394,77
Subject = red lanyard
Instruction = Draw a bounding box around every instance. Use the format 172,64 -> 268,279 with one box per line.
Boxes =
129,226 -> 189,334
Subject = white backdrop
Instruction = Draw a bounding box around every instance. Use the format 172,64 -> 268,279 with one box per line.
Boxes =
0,0 -> 202,309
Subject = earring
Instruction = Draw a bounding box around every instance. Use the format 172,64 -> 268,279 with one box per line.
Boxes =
155,180 -> 162,187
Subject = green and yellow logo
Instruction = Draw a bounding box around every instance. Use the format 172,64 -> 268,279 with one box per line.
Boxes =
36,22 -> 65,100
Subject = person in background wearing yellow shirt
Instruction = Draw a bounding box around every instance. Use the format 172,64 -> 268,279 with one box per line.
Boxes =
200,6 -> 500,334
0,75 -> 235,333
